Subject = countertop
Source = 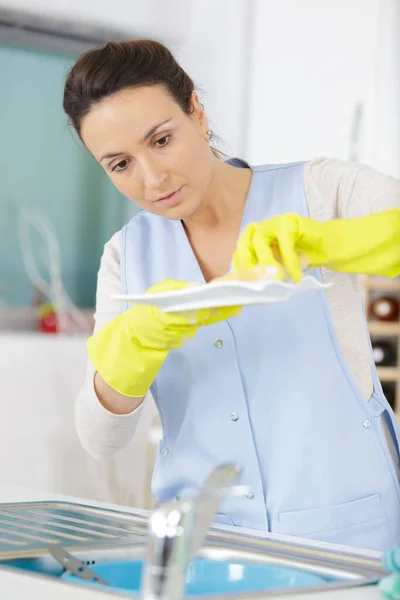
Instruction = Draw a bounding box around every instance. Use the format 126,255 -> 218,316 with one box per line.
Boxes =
0,484 -> 384,600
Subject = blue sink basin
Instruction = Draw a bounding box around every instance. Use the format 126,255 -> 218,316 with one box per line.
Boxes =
62,559 -> 326,596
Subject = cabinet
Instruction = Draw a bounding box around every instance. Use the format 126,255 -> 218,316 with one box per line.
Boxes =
362,276 -> 400,417
0,0 -> 191,44
0,333 -> 159,509
246,0 -> 400,179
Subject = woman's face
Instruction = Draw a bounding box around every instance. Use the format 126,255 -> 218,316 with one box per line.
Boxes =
80,84 -> 216,220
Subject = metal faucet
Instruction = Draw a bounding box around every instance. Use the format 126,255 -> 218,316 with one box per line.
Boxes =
142,463 -> 243,600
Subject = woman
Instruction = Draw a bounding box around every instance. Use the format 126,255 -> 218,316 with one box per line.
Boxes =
64,40 -> 400,552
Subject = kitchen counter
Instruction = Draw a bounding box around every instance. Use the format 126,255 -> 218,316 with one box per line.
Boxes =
0,484 -> 384,600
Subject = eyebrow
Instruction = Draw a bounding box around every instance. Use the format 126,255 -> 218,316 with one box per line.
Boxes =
99,119 -> 172,163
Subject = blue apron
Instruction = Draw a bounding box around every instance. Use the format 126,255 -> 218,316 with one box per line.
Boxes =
121,159 -> 400,551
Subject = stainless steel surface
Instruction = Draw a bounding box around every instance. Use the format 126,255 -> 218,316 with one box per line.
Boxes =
0,498 -> 386,598
46,544 -> 110,587
0,502 -> 147,558
142,463 -> 242,600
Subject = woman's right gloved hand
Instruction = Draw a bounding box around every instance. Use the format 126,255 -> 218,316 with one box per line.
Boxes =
87,279 -> 241,398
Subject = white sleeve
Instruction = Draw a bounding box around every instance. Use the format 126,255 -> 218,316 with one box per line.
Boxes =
304,157 -> 400,220
75,231 -> 145,461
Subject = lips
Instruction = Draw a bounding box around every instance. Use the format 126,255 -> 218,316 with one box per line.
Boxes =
150,186 -> 183,208
155,188 -> 180,202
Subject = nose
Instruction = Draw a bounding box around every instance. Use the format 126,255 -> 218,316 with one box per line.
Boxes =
139,154 -> 168,192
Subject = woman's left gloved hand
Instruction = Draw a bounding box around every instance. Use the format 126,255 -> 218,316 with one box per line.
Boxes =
233,208 -> 400,282
380,544 -> 400,599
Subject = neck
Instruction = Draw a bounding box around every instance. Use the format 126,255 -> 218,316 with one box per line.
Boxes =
183,158 -> 252,231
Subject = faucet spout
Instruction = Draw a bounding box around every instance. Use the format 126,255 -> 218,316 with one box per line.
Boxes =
142,463 -> 242,600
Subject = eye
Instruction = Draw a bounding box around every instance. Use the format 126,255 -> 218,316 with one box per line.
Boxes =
111,159 -> 129,172
155,135 -> 170,148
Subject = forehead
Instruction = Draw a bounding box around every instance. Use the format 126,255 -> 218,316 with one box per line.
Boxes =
80,85 -> 180,154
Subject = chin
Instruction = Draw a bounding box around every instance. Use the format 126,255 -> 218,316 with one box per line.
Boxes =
155,201 -> 199,221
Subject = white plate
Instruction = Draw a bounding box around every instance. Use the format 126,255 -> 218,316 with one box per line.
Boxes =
112,275 -> 330,312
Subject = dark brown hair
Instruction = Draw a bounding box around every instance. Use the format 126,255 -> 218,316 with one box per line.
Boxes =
63,39 -> 195,138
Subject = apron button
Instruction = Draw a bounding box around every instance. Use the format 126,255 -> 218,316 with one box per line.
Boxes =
230,413 -> 239,422
162,448 -> 169,456
214,339 -> 223,348
363,420 -> 371,429
246,490 -> 255,500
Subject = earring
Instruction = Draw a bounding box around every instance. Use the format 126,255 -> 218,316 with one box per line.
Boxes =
206,129 -> 213,140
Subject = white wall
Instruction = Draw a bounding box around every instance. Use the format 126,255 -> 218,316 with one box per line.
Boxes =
371,0 -> 400,178
176,0 -> 251,157
245,0 -> 382,166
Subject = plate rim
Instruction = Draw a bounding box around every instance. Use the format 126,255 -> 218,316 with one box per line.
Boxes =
112,274 -> 330,304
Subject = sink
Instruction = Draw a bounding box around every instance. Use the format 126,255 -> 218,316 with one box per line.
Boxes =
2,540 -> 383,597
0,501 -> 385,598
62,558 -> 326,596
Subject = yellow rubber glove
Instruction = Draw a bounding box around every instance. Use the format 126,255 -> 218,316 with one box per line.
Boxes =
233,208 -> 400,282
87,280 -> 241,397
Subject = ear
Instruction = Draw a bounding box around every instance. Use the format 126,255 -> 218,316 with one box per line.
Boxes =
190,91 -> 209,136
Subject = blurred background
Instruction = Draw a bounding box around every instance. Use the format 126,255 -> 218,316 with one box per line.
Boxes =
0,0 -> 399,508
